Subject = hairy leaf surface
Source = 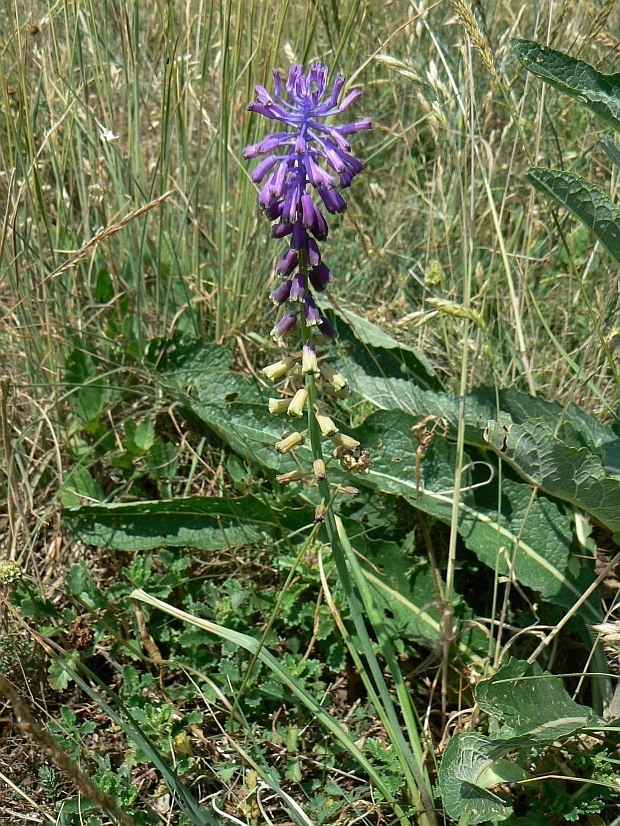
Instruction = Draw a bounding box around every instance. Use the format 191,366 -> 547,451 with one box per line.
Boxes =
527,168 -> 620,266
511,39 -> 620,132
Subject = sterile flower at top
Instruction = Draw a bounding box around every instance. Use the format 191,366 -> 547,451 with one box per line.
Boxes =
244,62 -> 371,225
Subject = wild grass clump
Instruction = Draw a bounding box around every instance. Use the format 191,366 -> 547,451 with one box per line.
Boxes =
2,1 -> 620,824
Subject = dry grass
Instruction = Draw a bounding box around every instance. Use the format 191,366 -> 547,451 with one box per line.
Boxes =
2,0 -> 620,822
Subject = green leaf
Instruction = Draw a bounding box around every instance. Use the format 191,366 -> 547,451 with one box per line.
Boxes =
155,337 -> 260,406
65,348 -> 109,424
510,39 -> 620,133
358,540 -> 486,659
484,412 -> 620,534
334,326 -> 620,475
48,652 -> 80,691
438,733 -> 511,824
145,439 -> 178,480
475,658 -> 598,742
600,135 -> 620,170
321,302 -> 441,392
64,494 -> 308,551
61,465 -> 105,507
354,409 -> 601,620
132,420 -> 156,452
527,167 -> 620,266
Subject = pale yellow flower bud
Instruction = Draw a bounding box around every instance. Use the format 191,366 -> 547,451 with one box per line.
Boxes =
331,432 -> 360,450
268,398 -> 290,414
276,470 -> 305,484
275,431 -> 305,454
336,484 -> 360,497
301,344 -> 319,375
319,362 -> 347,391
313,459 -> 327,481
262,357 -> 296,382
287,388 -> 308,418
316,411 -> 338,437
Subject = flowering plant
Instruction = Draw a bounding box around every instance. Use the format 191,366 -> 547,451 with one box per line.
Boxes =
244,61 -> 372,493
244,63 -> 436,826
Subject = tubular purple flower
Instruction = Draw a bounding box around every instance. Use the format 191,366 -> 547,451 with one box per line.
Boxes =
313,314 -> 338,341
270,279 -> 293,305
252,156 -> 278,183
292,221 -> 308,249
309,263 -> 334,291
275,248 -> 299,277
307,238 -> 321,267
309,205 -> 328,240
271,312 -> 298,342
290,272 -> 306,302
340,117 -> 372,134
272,222 -> 293,239
317,185 -> 347,214
304,155 -> 337,190
301,192 -> 315,227
304,293 -> 321,326
282,185 -> 300,223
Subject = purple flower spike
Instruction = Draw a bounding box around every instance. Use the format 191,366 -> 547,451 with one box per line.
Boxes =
271,312 -> 298,342
244,62 -> 369,341
270,279 -> 293,305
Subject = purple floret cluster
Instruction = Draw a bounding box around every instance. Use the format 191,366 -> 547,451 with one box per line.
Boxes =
244,61 -> 370,341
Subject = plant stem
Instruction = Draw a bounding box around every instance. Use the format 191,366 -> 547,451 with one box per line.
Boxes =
299,303 -> 437,826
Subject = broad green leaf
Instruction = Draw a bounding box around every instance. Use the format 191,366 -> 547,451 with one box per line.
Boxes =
333,324 -> 620,474
154,337 -> 262,406
188,400 -> 305,471
321,302 -> 441,392
475,658 -> 598,742
64,495 -> 309,551
511,39 -> 620,132
439,660 -> 599,822
355,410 -> 601,620
144,338 -> 605,619
360,549 -> 486,659
484,412 -> 620,534
438,733 -> 511,824
154,338 -> 309,472
527,167 -> 620,267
